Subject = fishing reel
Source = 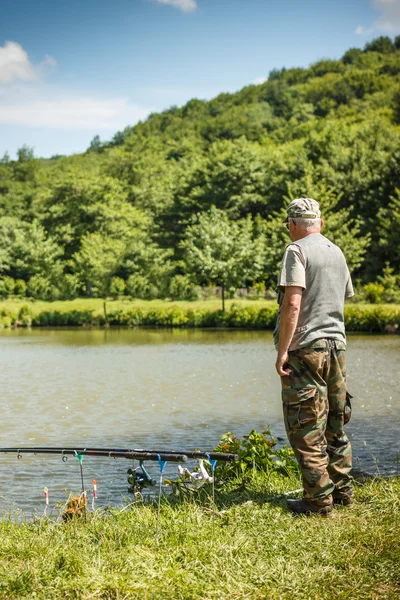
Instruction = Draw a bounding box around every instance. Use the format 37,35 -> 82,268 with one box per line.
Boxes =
127,460 -> 156,492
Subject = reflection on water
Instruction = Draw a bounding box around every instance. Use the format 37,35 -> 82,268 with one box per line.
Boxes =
0,328 -> 398,513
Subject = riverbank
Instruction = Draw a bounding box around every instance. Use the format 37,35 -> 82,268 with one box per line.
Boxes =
0,298 -> 399,333
0,474 -> 399,599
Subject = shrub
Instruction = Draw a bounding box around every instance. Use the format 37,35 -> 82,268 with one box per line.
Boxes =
18,305 -> 33,327
109,277 -> 126,299
0,308 -> 17,328
363,282 -> 385,303
0,276 -> 16,297
57,274 -> 80,300
248,282 -> 266,299
107,308 -> 144,326
14,279 -> 27,297
169,275 -> 200,301
377,264 -> 400,303
32,310 -> 98,327
345,305 -> 400,332
126,275 -> 158,300
27,275 -> 60,301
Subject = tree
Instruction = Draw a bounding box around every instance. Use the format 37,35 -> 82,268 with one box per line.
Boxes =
72,233 -> 125,297
376,190 -> 400,271
0,217 -> 63,281
181,207 -> 265,310
364,36 -> 394,54
42,174 -> 151,257
17,145 -> 34,162
88,135 -> 103,153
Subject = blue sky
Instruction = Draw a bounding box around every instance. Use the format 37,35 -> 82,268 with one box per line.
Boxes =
0,0 -> 399,159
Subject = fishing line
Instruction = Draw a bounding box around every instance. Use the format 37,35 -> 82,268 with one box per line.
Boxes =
74,451 -> 86,496
156,454 -> 167,542
206,454 -> 217,540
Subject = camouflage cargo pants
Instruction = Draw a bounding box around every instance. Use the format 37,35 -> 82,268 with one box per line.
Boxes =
281,339 -> 353,507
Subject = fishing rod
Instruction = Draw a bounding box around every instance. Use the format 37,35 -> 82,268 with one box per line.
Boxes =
9,446 -> 238,462
0,448 -> 188,462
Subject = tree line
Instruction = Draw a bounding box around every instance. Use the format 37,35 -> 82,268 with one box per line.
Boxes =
0,36 -> 399,302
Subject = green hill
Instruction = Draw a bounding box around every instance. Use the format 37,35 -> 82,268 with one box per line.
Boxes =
0,35 -> 399,301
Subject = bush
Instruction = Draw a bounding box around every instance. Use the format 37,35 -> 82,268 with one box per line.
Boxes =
32,310 -> 98,327
0,308 -> 17,328
27,275 -> 60,301
363,282 -> 385,303
56,274 -> 80,300
345,305 -> 400,332
358,265 -> 400,304
18,305 -> 33,327
169,275 -> 200,301
109,277 -> 126,299
377,264 -> 400,303
107,308 -> 144,326
14,279 -> 27,297
126,275 -> 159,300
248,282 -> 266,299
0,276 -> 16,297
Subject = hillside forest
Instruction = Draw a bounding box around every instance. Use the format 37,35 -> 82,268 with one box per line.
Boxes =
0,35 -> 399,303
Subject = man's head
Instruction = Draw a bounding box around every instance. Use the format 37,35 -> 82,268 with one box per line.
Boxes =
284,198 -> 323,241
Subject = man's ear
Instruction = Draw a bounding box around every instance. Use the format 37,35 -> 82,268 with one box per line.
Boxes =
320,218 -> 324,229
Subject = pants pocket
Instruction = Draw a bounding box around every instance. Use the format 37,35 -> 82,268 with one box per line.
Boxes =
283,387 -> 318,432
344,391 -> 352,425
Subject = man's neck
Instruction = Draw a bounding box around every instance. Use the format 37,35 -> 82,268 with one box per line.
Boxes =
291,228 -> 321,242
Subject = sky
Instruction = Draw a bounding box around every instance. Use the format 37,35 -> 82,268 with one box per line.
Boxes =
1,0 -> 400,159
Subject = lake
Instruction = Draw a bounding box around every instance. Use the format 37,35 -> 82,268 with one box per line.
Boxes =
0,328 -> 398,514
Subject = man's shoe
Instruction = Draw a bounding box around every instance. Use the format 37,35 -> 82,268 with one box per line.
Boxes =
286,498 -> 333,518
332,493 -> 354,507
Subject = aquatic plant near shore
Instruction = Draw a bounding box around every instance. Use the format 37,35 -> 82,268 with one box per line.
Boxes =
214,428 -> 299,483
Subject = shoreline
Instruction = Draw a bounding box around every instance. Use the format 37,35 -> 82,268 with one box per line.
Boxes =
0,300 -> 398,333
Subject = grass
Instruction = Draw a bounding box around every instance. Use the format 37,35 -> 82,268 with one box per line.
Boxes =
1,297 -> 399,314
0,297 -> 276,316
0,474 -> 399,599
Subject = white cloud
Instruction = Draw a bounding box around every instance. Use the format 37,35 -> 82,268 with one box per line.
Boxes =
373,0 -> 400,32
254,76 -> 267,85
355,25 -> 374,35
0,41 -> 36,83
0,41 -> 148,131
356,0 -> 400,35
0,90 -> 150,130
0,41 -> 56,83
154,0 -> 197,12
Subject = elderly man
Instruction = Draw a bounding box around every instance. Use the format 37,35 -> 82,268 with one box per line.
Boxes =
274,198 -> 354,517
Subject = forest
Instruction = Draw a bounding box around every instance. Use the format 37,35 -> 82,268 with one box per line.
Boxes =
0,35 -> 399,303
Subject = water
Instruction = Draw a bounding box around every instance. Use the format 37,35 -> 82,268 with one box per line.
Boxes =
0,328 -> 398,515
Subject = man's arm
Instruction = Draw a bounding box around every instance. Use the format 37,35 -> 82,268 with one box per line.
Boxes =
275,286 -> 303,377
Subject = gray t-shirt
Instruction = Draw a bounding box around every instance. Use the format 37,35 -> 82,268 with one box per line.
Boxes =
274,233 -> 354,350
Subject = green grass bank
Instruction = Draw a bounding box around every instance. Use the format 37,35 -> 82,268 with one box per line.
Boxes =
0,475 -> 399,599
0,298 -> 399,333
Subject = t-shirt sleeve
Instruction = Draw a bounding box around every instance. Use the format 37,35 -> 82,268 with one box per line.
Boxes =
345,267 -> 354,298
277,245 -> 306,290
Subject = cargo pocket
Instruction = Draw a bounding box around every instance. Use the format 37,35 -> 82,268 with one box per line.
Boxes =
344,391 -> 352,424
283,387 -> 318,433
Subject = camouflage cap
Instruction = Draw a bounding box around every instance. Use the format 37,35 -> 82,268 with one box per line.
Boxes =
283,197 -> 321,223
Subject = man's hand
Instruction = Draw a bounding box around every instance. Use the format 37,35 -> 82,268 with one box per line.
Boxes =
276,351 -> 291,377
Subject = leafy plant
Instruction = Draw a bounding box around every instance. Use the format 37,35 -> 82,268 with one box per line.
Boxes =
213,428 -> 299,482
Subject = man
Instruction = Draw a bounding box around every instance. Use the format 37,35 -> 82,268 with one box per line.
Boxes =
274,197 -> 354,517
